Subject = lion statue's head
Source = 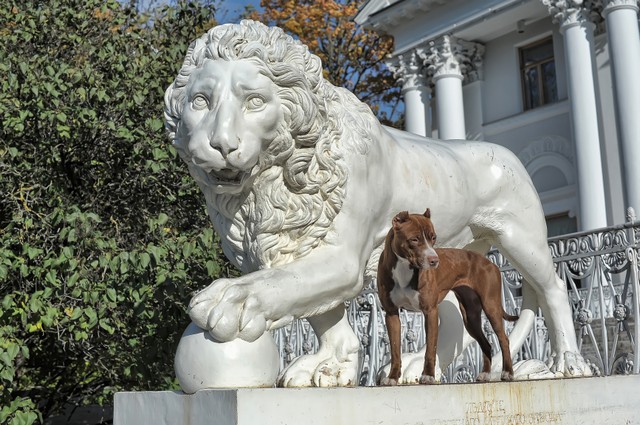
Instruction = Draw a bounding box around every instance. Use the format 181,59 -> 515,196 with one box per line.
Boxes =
164,20 -> 378,271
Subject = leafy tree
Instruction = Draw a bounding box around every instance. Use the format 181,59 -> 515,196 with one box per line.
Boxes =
0,0 -> 232,423
248,0 -> 402,126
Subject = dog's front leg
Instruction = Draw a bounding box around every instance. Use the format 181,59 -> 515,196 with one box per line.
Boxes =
421,306 -> 439,384
382,310 -> 402,386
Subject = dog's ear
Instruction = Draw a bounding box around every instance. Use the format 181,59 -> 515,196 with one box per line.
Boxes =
393,211 -> 409,229
424,208 -> 431,218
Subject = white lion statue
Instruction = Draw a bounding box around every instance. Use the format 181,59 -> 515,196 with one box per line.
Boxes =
164,20 -> 590,388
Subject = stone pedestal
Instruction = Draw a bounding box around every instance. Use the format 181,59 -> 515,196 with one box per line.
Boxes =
114,375 -> 640,425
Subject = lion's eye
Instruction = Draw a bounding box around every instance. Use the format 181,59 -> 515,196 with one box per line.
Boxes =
245,96 -> 265,111
191,95 -> 209,110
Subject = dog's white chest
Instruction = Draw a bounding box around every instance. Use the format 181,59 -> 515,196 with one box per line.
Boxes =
389,258 -> 421,311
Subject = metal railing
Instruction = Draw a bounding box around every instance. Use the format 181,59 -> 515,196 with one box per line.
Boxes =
274,209 -> 640,385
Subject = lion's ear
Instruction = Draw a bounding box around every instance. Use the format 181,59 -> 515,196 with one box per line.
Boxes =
393,211 -> 409,229
424,208 -> 431,219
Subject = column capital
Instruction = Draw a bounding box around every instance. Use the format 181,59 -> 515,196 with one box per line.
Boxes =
541,0 -> 602,30
421,35 -> 485,83
602,0 -> 639,15
386,49 -> 428,93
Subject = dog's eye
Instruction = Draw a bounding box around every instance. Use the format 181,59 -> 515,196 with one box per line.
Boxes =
409,237 -> 420,244
191,94 -> 209,110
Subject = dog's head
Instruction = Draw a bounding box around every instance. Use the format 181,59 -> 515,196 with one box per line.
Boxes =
391,208 -> 439,269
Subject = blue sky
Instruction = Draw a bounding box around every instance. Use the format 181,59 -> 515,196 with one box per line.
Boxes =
217,0 -> 262,23
129,0 -> 262,23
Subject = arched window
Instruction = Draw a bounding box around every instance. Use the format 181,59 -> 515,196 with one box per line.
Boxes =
518,136 -> 577,236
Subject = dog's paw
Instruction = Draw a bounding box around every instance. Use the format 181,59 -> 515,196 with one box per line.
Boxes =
419,374 -> 436,385
501,371 -> 514,381
380,377 -> 398,386
476,372 -> 490,382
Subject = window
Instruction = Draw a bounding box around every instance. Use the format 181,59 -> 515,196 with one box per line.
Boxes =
520,38 -> 558,110
546,213 -> 577,237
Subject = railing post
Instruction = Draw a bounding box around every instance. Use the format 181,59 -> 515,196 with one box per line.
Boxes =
626,207 -> 639,374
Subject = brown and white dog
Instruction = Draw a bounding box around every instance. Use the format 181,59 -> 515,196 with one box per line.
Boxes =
377,209 -> 518,385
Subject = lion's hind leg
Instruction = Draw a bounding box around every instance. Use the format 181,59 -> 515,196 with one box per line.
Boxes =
277,305 -> 360,387
491,220 -> 592,378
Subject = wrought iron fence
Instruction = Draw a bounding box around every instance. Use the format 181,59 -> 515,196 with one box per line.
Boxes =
274,208 -> 640,385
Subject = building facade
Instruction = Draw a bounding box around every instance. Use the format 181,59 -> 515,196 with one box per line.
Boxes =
355,0 -> 640,234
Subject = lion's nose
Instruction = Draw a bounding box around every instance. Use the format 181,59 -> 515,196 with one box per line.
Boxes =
207,97 -> 240,157
210,134 -> 238,157
209,117 -> 239,157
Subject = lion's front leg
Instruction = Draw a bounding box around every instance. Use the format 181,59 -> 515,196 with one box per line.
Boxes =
188,250 -> 364,344
188,272 -> 293,343
278,305 -> 360,387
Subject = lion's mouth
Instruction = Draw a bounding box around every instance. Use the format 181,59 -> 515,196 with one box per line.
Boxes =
209,168 -> 243,185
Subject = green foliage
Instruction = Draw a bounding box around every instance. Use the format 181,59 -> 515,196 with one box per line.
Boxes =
0,0 -> 232,421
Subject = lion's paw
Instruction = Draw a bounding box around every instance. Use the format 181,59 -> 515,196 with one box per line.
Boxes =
188,279 -> 268,342
278,350 -> 359,387
512,359 -> 562,380
378,350 -> 442,385
548,351 -> 593,378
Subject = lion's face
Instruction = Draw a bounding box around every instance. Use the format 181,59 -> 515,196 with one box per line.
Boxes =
176,59 -> 284,194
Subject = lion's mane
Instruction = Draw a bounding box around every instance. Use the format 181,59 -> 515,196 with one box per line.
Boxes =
164,20 -> 378,271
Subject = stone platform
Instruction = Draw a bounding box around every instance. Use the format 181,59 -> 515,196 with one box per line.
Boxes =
114,375 -> 640,425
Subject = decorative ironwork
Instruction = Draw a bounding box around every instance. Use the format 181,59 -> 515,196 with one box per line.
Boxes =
274,209 -> 640,384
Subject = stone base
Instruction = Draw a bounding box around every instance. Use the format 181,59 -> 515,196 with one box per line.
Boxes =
114,375 -> 640,425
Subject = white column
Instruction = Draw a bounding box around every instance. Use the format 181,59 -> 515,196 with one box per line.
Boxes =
543,0 -> 608,230
603,0 -> 640,214
424,36 -> 466,140
434,76 -> 465,140
387,50 -> 431,137
462,44 -> 486,141
422,36 -> 484,141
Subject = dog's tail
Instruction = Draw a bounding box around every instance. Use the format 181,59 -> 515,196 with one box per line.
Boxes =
503,310 -> 519,322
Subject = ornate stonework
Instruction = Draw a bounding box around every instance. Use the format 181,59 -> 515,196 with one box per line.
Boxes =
542,0 -> 605,30
421,35 -> 485,83
602,0 -> 640,15
542,0 -> 588,26
386,49 -> 429,93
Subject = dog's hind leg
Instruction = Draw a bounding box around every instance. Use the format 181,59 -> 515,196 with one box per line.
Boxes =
490,315 -> 515,382
479,267 -> 515,381
453,286 -> 492,381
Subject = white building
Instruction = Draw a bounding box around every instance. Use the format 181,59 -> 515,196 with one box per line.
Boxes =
355,0 -> 640,235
